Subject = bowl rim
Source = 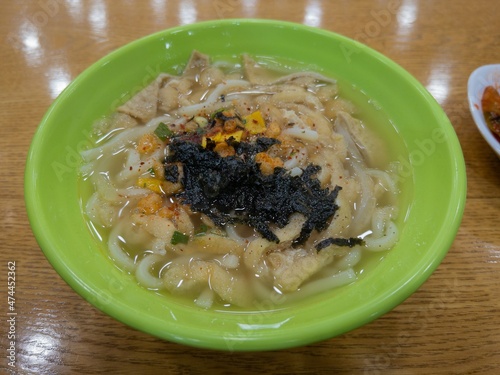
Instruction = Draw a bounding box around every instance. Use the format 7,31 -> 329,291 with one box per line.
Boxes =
25,18 -> 467,351
467,63 -> 500,157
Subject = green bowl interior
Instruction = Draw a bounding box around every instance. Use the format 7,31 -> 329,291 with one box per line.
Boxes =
25,19 -> 466,351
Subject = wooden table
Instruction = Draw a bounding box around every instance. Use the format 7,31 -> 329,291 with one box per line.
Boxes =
1,1 -> 499,373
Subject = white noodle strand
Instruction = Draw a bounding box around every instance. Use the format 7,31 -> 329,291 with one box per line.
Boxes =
136,254 -> 165,289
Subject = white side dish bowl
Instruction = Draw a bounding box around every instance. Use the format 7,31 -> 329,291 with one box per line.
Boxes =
467,64 -> 500,157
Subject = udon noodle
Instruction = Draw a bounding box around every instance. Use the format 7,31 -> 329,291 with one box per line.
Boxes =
80,51 -> 399,309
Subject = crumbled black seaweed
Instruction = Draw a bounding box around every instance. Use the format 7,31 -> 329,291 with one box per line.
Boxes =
165,139 -> 342,246
228,137 -> 281,158
164,164 -> 179,183
208,108 -> 242,128
204,138 -> 217,151
315,237 -> 365,251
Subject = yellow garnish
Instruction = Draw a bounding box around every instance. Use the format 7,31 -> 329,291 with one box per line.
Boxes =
137,177 -> 164,194
244,110 -> 266,134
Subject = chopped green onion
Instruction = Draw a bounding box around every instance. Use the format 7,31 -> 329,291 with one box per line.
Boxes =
147,167 -> 156,177
154,122 -> 173,141
194,116 -> 208,128
210,108 -> 225,119
194,224 -> 208,236
171,231 -> 189,245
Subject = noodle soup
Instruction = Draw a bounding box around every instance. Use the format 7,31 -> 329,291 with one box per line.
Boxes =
80,51 -> 400,309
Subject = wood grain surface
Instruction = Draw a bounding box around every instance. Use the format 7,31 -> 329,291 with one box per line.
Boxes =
1,1 -> 499,374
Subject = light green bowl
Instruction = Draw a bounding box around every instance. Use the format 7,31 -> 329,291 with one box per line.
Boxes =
25,19 -> 466,351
